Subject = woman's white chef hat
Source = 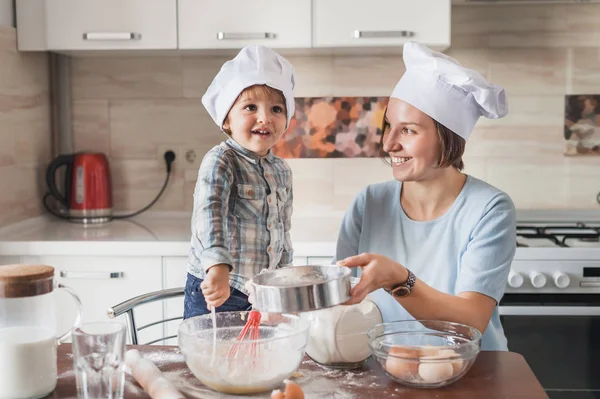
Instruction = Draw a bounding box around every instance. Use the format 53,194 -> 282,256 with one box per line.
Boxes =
391,41 -> 507,140
202,45 -> 296,130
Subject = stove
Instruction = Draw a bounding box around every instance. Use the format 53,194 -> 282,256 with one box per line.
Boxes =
506,211 -> 600,297
501,211 -> 600,398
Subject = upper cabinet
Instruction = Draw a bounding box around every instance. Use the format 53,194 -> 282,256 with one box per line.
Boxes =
15,0 -> 451,53
16,0 -> 177,51
178,0 -> 312,50
313,0 -> 451,51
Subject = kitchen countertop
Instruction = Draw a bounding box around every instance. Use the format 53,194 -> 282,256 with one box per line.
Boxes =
0,212 -> 339,257
46,344 -> 548,399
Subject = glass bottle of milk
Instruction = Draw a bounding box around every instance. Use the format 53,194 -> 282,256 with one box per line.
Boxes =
0,264 -> 81,399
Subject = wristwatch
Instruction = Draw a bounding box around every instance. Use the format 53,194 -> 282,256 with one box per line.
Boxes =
385,268 -> 416,298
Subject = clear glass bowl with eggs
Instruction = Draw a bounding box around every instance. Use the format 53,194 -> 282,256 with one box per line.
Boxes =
367,320 -> 482,388
178,311 -> 310,395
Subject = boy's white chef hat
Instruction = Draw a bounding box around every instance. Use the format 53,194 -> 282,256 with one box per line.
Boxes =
202,45 -> 296,130
391,41 -> 507,140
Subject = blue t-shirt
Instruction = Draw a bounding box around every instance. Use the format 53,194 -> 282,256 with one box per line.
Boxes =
334,175 -> 516,351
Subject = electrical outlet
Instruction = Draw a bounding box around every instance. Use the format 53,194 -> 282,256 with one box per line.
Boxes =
185,149 -> 197,163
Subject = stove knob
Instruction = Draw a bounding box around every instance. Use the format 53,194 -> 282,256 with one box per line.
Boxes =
530,272 -> 547,288
507,271 -> 524,288
553,272 -> 570,289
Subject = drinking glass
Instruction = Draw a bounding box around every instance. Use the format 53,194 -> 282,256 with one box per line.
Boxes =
72,322 -> 126,399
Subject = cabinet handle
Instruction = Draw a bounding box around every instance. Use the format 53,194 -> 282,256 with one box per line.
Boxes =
83,32 -> 142,41
60,271 -> 125,280
217,32 -> 276,40
353,30 -> 415,39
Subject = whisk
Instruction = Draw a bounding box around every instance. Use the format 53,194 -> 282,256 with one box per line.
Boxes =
228,309 -> 262,358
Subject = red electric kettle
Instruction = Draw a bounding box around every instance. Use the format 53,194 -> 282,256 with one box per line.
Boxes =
45,152 -> 113,224
44,150 -> 175,224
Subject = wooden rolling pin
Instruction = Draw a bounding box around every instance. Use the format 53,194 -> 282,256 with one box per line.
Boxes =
125,349 -> 185,399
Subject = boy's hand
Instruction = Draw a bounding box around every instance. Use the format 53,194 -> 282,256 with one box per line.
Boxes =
201,264 -> 231,310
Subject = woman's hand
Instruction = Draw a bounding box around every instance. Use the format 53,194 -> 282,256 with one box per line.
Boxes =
201,264 -> 231,310
338,253 -> 408,305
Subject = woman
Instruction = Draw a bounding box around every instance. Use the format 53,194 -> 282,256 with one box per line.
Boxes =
336,41 -> 516,351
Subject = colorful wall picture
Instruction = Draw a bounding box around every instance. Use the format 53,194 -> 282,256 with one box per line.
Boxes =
272,97 -> 389,158
564,95 -> 600,156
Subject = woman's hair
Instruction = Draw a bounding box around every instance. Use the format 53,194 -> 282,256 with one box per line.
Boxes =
222,84 -> 286,135
380,107 -> 466,171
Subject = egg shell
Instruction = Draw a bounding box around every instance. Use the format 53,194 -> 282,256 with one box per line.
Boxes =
284,381 -> 305,399
385,345 -> 420,381
437,348 -> 464,375
271,389 -> 285,399
418,355 -> 455,383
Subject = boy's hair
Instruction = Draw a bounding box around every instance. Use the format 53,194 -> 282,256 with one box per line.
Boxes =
222,85 -> 287,135
379,107 -> 466,171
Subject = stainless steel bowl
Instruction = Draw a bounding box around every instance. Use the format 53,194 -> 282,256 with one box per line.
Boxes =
249,265 -> 352,313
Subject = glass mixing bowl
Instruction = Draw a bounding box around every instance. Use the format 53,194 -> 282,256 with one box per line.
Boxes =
178,311 -> 309,395
367,320 -> 482,388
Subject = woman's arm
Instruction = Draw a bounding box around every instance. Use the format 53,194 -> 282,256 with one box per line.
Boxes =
340,253 -> 495,334
340,194 -> 516,334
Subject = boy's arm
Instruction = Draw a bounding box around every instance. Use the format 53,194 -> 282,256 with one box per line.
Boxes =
278,182 -> 294,268
192,150 -> 234,272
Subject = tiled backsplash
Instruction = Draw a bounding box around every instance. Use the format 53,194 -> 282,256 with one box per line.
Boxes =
0,28 -> 51,226
68,4 -> 600,217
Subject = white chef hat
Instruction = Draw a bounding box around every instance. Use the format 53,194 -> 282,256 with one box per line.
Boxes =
202,45 -> 296,130
391,41 -> 507,140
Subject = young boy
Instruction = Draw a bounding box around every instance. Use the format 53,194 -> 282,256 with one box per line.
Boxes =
183,45 -> 295,318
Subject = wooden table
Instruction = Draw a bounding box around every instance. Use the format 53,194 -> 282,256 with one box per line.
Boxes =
44,344 -> 548,399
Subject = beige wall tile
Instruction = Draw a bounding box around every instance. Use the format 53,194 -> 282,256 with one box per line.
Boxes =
181,56 -> 230,99
489,32 -> 600,48
287,56 -> 335,98
332,158 -> 392,211
110,159 -> 185,212
567,4 -> 600,32
0,28 -> 50,226
466,127 -> 565,161
109,99 -> 215,159
72,57 -> 184,100
0,163 -> 45,226
486,159 -> 569,209
452,5 -> 567,36
332,56 -> 403,97
72,100 -> 110,154
488,49 -> 567,95
0,131 -> 15,166
13,97 -> 52,164
0,27 -> 16,50
571,48 -> 600,94
478,96 -> 564,127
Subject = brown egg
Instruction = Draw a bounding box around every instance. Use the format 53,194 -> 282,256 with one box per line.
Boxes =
419,345 -> 441,357
271,389 -> 285,399
385,345 -> 420,381
284,380 -> 305,399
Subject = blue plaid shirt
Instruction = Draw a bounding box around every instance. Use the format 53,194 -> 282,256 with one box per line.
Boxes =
186,138 -> 294,295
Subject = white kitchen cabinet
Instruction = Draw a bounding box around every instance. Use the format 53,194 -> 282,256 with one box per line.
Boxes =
178,0 -> 312,50
21,255 -> 163,345
307,256 -> 335,266
16,0 -> 177,51
162,256 -> 188,346
313,0 -> 451,51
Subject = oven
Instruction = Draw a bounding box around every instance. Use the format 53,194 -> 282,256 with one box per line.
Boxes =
502,218 -> 600,399
500,294 -> 600,399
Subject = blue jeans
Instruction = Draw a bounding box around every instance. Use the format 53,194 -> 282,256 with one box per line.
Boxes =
183,273 -> 252,319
